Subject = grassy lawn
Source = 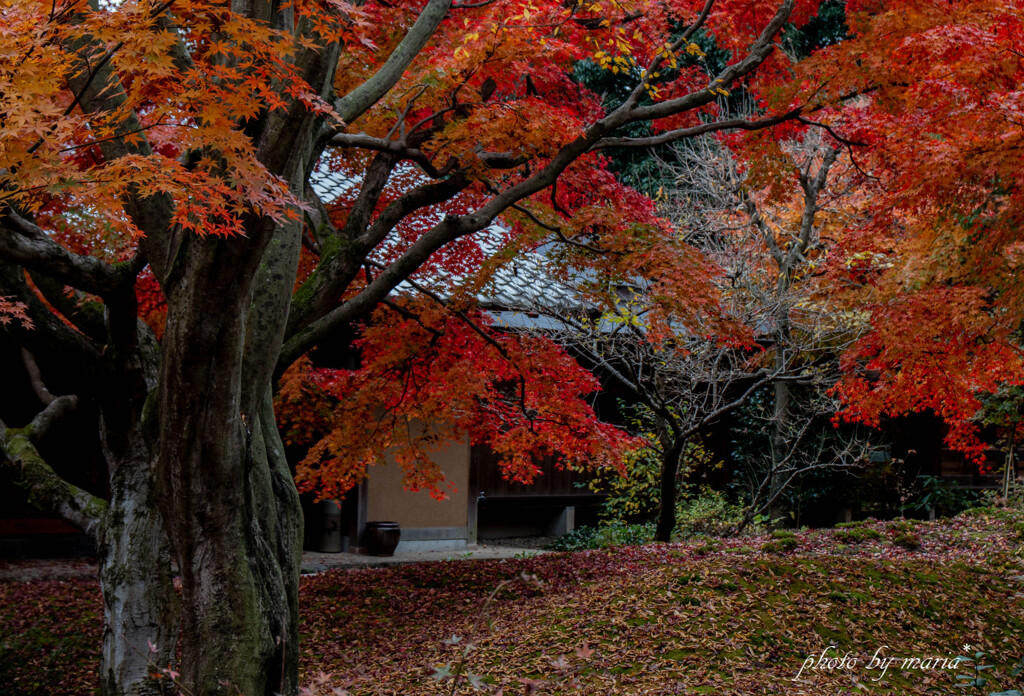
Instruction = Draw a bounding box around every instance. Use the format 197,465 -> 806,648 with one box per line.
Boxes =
2,510 -> 1023,695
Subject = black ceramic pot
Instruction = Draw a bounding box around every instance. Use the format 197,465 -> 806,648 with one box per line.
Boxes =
365,521 -> 401,556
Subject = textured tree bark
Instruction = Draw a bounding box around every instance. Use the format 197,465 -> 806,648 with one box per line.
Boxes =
655,438 -> 685,543
98,451 -> 179,696
1,406 -> 176,696
153,246 -> 305,694
155,231 -> 281,696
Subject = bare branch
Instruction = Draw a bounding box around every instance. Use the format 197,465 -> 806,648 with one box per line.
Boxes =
21,348 -> 57,405
328,133 -> 449,178
594,109 -> 801,150
30,394 -> 80,442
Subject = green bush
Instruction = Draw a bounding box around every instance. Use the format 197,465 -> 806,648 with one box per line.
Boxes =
590,441 -> 664,524
903,475 -> 978,518
548,522 -> 654,551
590,432 -> 720,526
673,487 -> 749,538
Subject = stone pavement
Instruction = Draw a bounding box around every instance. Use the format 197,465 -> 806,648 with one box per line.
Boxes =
0,545 -> 546,582
300,544 -> 545,573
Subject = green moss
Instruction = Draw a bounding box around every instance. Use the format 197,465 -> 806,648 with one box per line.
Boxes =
890,519 -> 919,533
835,527 -> 883,544
892,531 -> 921,550
661,648 -> 695,661
761,530 -> 799,553
761,539 -> 797,553
693,541 -> 722,555
813,625 -> 850,644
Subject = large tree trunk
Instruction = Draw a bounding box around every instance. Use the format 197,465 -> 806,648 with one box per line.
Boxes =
155,229 -> 293,696
98,448 -> 179,696
149,24 -> 329,684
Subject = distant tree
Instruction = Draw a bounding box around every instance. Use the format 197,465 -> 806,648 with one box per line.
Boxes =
976,384 -> 1024,497
504,129 -> 870,539
664,129 -> 872,523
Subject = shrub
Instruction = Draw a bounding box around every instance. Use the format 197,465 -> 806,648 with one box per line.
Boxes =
903,475 -> 978,518
674,488 -> 749,538
589,431 -> 721,526
548,522 -> 654,551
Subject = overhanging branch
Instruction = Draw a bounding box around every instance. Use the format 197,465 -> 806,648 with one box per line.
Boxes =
593,109 -> 802,150
1,412 -> 106,541
333,0 -> 453,126
0,209 -> 126,297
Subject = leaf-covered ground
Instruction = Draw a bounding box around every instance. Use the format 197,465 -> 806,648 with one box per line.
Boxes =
2,511 -> 1023,696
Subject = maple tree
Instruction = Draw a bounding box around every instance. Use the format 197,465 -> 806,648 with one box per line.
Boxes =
777,0 -> 1024,461
0,0 -> 831,694
671,131 -> 877,522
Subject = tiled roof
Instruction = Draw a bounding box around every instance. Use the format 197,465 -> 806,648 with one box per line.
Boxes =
311,162 -> 581,314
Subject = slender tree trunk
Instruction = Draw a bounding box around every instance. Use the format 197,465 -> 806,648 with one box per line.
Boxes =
655,439 -> 685,542
94,286 -> 181,696
768,341 -> 790,526
1005,425 -> 1016,499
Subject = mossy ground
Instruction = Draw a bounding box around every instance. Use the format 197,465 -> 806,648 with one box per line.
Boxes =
1,511 -> 1022,696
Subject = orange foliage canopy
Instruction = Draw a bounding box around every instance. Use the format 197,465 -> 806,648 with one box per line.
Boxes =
269,0 -> 825,495
279,303 -> 637,500
3,0 -> 829,500
783,0 -> 1024,460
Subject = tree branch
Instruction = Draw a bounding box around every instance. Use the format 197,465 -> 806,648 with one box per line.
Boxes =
328,133 -> 449,178
1,425 -> 105,540
22,348 -> 57,405
593,109 -> 801,150
0,209 -> 125,297
624,0 -> 793,123
333,0 -> 453,126
1,391 -> 104,540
